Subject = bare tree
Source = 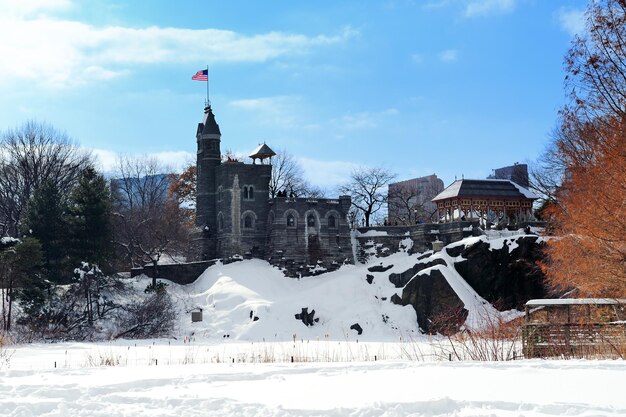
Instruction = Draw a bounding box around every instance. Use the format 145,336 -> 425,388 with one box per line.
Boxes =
269,150 -> 325,198
338,167 -> 396,227
388,181 -> 441,225
0,121 -> 92,237
111,156 -> 191,285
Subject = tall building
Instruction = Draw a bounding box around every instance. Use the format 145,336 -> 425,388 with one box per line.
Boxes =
193,104 -> 352,275
387,174 -> 444,224
487,163 -> 529,187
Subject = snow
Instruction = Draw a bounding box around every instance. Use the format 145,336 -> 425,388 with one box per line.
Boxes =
1,345 -> 625,416
432,179 -> 462,201
356,229 -> 389,237
170,256 -> 422,341
510,181 -> 539,199
2,235 -> 623,416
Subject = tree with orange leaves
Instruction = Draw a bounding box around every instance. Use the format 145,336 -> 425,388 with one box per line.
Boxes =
542,0 -> 626,297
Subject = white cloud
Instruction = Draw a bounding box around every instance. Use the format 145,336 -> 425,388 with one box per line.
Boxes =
0,6 -> 356,89
91,148 -> 194,174
411,53 -> 424,64
229,96 -> 303,129
556,7 -> 586,37
297,157 -> 360,189
438,49 -> 458,62
336,108 -> 399,131
0,0 -> 72,17
465,0 -> 516,18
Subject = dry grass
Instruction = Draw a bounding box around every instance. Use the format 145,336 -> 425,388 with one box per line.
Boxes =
0,334 -> 15,370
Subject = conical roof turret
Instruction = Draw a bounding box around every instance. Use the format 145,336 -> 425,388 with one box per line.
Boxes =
197,105 -> 221,137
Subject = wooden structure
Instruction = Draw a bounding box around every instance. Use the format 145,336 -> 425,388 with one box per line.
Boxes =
522,298 -> 626,358
431,179 -> 537,225
249,143 -> 276,165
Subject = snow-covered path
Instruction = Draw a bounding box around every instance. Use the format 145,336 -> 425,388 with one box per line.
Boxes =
2,359 -> 625,416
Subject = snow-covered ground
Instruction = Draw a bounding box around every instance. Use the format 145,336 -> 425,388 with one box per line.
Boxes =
5,232 -> 620,416
160,234 -> 528,343
2,343 -> 625,417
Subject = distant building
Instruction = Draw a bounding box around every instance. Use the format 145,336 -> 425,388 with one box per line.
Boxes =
487,163 -> 529,187
387,174 -> 444,225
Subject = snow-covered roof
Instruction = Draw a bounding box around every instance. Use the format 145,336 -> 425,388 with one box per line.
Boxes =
249,143 -> 276,159
526,298 -> 626,306
432,179 -> 538,202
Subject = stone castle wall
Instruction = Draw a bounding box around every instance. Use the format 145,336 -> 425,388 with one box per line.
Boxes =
266,196 -> 353,276
214,162 -> 272,259
354,221 -> 480,263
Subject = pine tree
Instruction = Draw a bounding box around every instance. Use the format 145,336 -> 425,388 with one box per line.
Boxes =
24,180 -> 70,283
68,167 -> 114,272
1,237 -> 43,332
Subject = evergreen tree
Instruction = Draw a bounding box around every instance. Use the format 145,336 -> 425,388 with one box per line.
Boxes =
68,167 -> 114,272
1,237 -> 43,332
23,180 -> 70,283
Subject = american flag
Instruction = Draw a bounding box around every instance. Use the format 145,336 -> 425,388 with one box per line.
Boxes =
192,69 -> 208,81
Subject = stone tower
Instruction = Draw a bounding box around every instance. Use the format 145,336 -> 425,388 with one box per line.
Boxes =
195,105 -> 221,258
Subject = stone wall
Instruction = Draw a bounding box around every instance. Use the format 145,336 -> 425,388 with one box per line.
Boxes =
214,162 -> 272,259
130,260 -> 217,285
266,196 -> 353,277
354,221 -> 480,263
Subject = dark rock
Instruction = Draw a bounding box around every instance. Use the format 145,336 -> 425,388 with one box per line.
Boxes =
366,274 -> 374,284
445,244 -> 465,258
390,293 -> 402,304
350,323 -> 363,335
368,263 -> 394,273
389,259 -> 447,288
295,307 -> 318,326
392,269 -> 468,335
253,316 -> 259,321
453,236 -> 550,310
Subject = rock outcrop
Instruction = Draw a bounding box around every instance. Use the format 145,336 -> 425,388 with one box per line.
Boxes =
453,236 -> 549,310
392,268 -> 468,334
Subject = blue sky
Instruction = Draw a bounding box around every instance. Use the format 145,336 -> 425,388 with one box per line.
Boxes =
0,0 -> 588,191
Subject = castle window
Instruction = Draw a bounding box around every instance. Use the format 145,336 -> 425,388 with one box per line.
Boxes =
243,185 -> 255,200
244,215 -> 253,229
287,214 -> 296,227
328,215 -> 336,228
217,186 -> 223,202
307,214 -> 316,227
218,213 -> 224,230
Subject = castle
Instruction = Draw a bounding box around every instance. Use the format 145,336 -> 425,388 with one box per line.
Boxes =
193,105 -> 353,275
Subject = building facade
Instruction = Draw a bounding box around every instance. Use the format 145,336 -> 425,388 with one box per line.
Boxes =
487,163 -> 529,187
193,105 -> 352,275
387,174 -> 444,225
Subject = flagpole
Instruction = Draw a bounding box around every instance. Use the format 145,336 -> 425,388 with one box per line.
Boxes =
206,65 -> 210,107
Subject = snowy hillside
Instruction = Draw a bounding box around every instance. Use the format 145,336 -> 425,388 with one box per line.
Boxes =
144,232 -> 541,342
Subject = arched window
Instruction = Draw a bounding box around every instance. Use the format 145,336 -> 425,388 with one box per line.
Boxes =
218,213 -> 224,230
287,214 -> 295,227
244,215 -> 253,229
217,186 -> 223,202
328,215 -> 336,228
242,185 -> 255,200
307,214 -> 316,227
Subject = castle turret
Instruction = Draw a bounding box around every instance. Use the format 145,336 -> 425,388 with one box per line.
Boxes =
195,105 -> 221,258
